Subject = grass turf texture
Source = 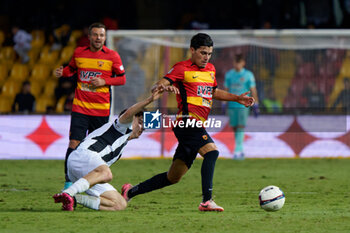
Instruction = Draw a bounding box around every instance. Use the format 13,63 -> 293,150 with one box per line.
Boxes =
0,159 -> 349,233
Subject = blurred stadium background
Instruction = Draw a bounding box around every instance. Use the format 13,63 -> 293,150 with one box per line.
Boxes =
0,0 -> 349,159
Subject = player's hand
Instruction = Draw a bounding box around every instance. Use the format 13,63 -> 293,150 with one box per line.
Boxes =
150,87 -> 165,101
252,103 -> 259,118
54,66 -> 63,78
155,84 -> 179,95
238,91 -> 255,107
91,77 -> 106,87
163,85 -> 179,95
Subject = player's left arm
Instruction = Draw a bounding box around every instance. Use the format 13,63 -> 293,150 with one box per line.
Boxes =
213,88 -> 255,107
250,87 -> 259,104
119,85 -> 178,124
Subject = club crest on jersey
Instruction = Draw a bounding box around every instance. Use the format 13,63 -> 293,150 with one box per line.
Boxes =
98,61 -> 104,67
202,135 -> 208,140
210,72 -> 215,80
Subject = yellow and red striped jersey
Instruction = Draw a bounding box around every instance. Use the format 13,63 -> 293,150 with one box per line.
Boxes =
164,59 -> 217,122
62,46 -> 126,116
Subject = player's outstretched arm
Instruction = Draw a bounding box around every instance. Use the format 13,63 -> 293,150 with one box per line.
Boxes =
119,85 -> 178,124
213,88 -> 255,107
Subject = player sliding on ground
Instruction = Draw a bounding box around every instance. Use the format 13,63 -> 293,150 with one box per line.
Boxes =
121,33 -> 255,212
53,85 -> 179,211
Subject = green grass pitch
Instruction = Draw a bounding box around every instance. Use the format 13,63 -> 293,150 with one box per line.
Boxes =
0,158 -> 349,233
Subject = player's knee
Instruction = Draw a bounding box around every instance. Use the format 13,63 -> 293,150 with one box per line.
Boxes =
68,140 -> 80,149
167,174 -> 182,184
102,169 -> 113,183
111,198 -> 127,211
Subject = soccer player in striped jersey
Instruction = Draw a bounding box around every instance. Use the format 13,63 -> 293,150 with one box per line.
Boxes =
53,85 -> 179,211
55,23 -> 126,190
121,33 -> 255,212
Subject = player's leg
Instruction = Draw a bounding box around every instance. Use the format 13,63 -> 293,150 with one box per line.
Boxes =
64,112 -> 90,188
63,164 -> 112,197
122,126 -> 197,202
233,108 -> 249,159
198,142 -> 223,212
123,141 -> 194,201
54,151 -> 110,211
124,159 -> 188,201
99,190 -> 127,211
75,183 -> 127,211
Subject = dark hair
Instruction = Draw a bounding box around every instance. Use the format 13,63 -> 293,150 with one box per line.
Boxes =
135,111 -> 144,117
190,33 -> 213,50
234,53 -> 245,62
88,22 -> 106,34
22,81 -> 30,86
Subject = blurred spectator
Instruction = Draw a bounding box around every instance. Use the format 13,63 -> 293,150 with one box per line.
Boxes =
11,26 -> 32,63
262,87 -> 283,113
51,24 -> 71,51
12,81 -> 35,113
281,0 -> 302,28
302,82 -> 325,111
63,92 -> 75,112
258,0 -> 282,28
340,0 -> 350,28
303,0 -> 334,28
332,78 -> 350,112
102,16 -> 119,30
76,26 -> 89,47
54,75 -> 76,102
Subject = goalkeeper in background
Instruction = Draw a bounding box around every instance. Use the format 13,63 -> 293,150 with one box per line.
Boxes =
224,54 -> 259,160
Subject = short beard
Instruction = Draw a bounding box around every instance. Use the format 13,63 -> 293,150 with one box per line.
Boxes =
91,43 -> 103,51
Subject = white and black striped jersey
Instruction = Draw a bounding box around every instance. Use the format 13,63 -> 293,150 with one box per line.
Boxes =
76,118 -> 132,166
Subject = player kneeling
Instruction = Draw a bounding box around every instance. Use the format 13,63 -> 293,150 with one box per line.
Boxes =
53,85 -> 179,211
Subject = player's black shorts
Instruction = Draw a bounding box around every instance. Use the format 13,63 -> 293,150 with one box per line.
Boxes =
173,125 -> 214,169
69,112 -> 109,141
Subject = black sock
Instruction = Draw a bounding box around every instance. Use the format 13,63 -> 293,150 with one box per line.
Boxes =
128,172 -> 172,198
201,150 -> 219,202
64,147 -> 74,182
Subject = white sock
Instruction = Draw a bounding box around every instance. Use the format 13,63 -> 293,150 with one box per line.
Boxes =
63,178 -> 90,197
75,194 -> 100,210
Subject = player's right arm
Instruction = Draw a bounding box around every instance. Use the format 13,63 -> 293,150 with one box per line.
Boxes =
54,51 -> 77,78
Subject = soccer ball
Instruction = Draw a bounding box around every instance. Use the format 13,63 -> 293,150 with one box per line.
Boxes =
259,185 -> 285,211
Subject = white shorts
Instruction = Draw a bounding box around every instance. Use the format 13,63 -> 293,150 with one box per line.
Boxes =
67,149 -> 116,197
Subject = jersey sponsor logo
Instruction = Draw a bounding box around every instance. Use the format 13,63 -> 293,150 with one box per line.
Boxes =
202,98 -> 212,108
80,71 -> 102,81
202,135 -> 208,140
197,86 -> 213,98
80,83 -> 97,92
